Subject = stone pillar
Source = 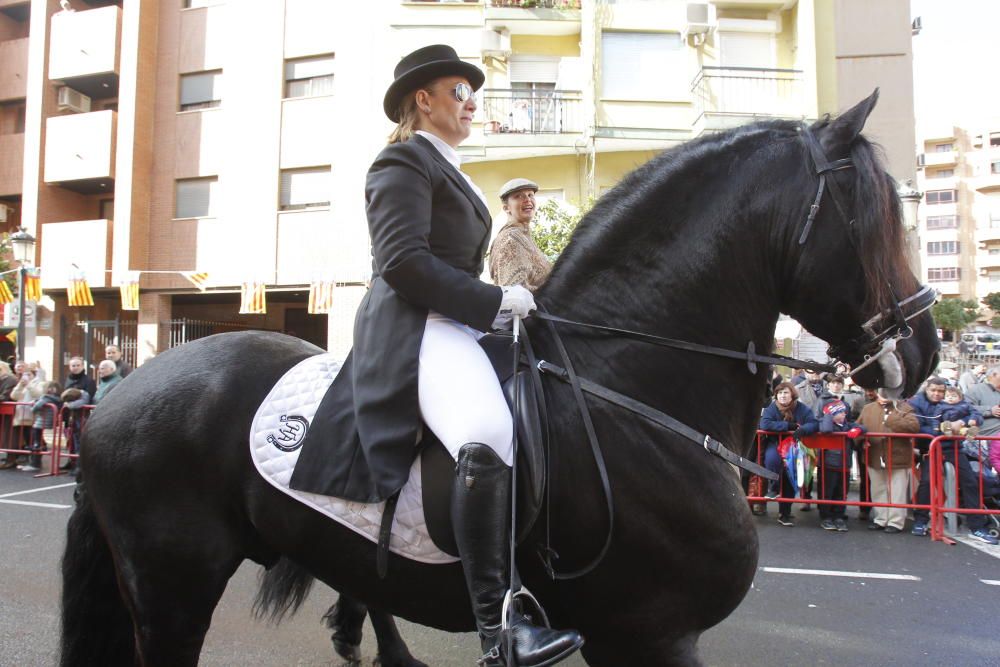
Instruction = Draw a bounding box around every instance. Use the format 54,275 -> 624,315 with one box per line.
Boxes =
136,293 -> 170,365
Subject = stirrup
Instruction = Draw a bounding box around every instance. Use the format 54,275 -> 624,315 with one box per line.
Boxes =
501,586 -> 551,630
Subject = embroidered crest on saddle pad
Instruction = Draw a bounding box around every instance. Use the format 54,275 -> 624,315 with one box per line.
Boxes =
249,353 -> 459,565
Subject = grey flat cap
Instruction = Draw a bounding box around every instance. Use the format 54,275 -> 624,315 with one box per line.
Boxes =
499,178 -> 538,201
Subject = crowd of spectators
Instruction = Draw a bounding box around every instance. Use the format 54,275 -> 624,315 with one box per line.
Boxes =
753,366 -> 1000,545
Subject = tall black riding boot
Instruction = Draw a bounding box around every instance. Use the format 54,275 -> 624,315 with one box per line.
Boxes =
452,443 -> 583,667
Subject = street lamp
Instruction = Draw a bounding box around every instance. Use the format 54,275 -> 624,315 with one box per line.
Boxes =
898,180 -> 923,275
10,227 -> 36,363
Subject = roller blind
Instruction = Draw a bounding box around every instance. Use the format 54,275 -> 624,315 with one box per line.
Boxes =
601,32 -> 684,100
180,71 -> 222,109
509,57 -> 559,84
175,177 -> 218,219
280,167 -> 331,210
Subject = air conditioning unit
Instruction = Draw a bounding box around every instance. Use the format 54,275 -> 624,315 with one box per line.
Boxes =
686,2 -> 717,35
57,86 -> 91,113
0,204 -> 11,224
917,153 -> 926,168
481,29 -> 511,58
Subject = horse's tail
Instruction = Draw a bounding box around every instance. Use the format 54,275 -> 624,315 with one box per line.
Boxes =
60,482 -> 136,666
252,556 -> 315,623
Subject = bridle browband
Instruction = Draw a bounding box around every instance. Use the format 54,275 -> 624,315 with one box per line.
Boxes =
523,122 -> 937,580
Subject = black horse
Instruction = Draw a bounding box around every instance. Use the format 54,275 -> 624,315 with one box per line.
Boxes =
60,93 -> 938,667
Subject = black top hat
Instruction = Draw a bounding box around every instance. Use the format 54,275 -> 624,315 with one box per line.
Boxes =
383,44 -> 485,122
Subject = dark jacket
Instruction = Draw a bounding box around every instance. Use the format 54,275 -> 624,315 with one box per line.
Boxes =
64,371 -> 96,404
818,414 -> 864,470
0,373 -> 17,402
907,393 -> 948,438
290,134 -> 503,502
759,401 -> 819,447
939,399 -> 982,427
93,372 -> 122,404
115,359 -> 133,378
32,394 -> 62,429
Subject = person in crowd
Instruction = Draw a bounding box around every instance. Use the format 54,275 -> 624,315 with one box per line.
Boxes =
769,369 -> 784,396
857,390 -> 919,533
959,363 -> 986,394
22,381 -> 62,471
61,356 -> 96,471
105,344 -> 132,378
966,366 -> 1000,438
0,361 -> 19,469
11,363 -> 47,471
848,386 -> 879,520
909,377 -> 998,544
794,369 -> 826,510
817,402 -> 865,532
939,385 -> 981,436
286,44 -> 581,667
488,178 -> 552,292
759,382 -> 819,526
93,360 -> 123,405
990,440 -> 1000,477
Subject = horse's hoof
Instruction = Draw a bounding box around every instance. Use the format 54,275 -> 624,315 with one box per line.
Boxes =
374,655 -> 429,667
333,637 -> 363,662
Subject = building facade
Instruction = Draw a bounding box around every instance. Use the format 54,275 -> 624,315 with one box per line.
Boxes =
0,0 -> 917,380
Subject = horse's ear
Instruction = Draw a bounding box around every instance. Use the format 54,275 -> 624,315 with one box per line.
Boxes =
818,88 -> 880,155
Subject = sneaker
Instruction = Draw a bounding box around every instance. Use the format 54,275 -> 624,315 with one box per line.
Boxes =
884,526 -> 902,534
911,522 -> 929,537
777,516 -> 795,527
969,529 -> 1000,546
751,504 -> 766,516
868,522 -> 885,531
820,519 -> 837,531
764,490 -> 779,500
834,519 -> 848,532
17,464 -> 39,472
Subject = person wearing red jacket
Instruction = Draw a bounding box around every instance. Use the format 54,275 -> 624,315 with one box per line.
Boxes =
818,402 -> 865,532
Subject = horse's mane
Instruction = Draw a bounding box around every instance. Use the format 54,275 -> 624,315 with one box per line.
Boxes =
545,116 -> 913,318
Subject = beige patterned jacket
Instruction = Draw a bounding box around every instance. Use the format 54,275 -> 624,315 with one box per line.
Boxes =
488,221 -> 552,292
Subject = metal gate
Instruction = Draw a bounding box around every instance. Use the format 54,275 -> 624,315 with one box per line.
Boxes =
60,317 -> 137,380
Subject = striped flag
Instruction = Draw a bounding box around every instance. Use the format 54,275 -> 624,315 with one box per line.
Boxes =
0,280 -> 13,305
239,280 -> 267,314
308,279 -> 335,314
68,271 -> 94,307
182,271 -> 209,291
5,330 -> 15,343
119,272 -> 140,311
24,268 -> 41,301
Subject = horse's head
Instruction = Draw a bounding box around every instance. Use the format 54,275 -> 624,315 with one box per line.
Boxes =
780,90 -> 939,396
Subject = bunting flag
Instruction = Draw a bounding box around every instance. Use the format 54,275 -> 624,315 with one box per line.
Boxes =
119,272 -> 140,311
239,280 -> 267,314
5,330 -> 15,343
24,268 -> 41,301
67,271 -> 95,307
0,280 -> 13,305
307,279 -> 335,314
182,271 -> 210,291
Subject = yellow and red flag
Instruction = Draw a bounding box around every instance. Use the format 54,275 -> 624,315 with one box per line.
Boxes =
182,271 -> 210,291
308,279 -> 335,315
67,271 -> 94,307
0,280 -> 13,305
24,268 -> 41,301
239,280 -> 267,314
119,272 -> 140,311
5,330 -> 15,343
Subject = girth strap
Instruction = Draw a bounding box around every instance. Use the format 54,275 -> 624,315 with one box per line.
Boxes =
537,361 -> 777,481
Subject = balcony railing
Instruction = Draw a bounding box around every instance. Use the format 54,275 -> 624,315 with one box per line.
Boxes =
692,66 -> 803,120
486,0 -> 581,7
481,89 -> 582,135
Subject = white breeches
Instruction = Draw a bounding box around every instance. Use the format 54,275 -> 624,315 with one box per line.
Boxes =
418,312 -> 514,467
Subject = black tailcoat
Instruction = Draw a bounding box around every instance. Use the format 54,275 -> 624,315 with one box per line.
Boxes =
289,134 -> 502,502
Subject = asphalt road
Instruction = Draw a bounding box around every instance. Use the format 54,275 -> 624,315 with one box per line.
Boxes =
2,471 -> 999,666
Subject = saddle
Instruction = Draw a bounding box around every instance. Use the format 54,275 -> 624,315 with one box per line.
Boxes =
417,333 -> 546,557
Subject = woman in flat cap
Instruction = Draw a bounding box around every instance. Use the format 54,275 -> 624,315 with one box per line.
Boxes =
489,178 -> 552,292
289,44 -> 581,667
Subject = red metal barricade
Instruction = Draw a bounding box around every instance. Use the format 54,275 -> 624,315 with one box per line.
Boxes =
0,401 -> 63,478
50,404 -> 95,477
929,434 -> 1000,544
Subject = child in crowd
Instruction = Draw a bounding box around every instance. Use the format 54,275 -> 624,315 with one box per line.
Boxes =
940,385 -> 982,436
818,402 -> 865,532
23,382 -> 62,472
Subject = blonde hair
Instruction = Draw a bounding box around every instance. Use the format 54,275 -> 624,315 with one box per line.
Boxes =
388,93 -> 422,145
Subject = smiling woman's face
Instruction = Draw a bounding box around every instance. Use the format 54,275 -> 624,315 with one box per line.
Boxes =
416,76 -> 476,148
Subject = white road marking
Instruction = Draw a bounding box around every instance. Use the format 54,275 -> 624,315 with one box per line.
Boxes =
0,499 -> 71,509
0,482 -> 75,499
761,567 -> 921,581
981,579 -> 1000,586
951,534 -> 1000,560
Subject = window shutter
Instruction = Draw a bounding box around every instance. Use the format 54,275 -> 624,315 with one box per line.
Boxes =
719,32 -> 774,68
180,71 -> 221,106
509,57 -> 559,84
601,32 -> 683,99
280,167 -> 331,209
176,178 -> 217,218
285,55 -> 335,81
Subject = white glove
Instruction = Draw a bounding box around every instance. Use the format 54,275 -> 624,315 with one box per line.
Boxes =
492,285 -> 536,329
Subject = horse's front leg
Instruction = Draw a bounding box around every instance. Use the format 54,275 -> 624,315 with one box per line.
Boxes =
324,595 -> 428,667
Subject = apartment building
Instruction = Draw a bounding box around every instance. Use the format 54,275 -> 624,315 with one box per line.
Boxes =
916,122 -> 1000,312
0,0 -> 917,379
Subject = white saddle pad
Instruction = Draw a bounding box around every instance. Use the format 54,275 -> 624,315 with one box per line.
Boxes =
249,353 -> 459,565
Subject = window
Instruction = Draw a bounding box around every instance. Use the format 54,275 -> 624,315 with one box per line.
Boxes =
601,31 -> 684,100
926,190 -> 957,205
934,143 -> 953,152
179,71 -> 222,111
175,177 -> 218,218
928,267 -> 959,282
284,54 -> 334,99
99,199 -> 114,220
183,0 -> 223,7
992,160 -> 1000,175
927,241 -> 959,255
926,215 -> 958,229
931,168 -> 954,179
992,211 -> 1000,228
279,167 -> 331,211
992,133 -> 1000,147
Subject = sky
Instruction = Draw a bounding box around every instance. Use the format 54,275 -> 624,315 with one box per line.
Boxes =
910,0 -> 1000,130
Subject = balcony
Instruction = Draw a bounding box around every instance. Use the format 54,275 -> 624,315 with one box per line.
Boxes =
0,132 -> 23,196
39,218 -> 111,289
920,150 -> 957,168
43,110 -> 117,193
978,254 -> 1000,271
48,5 -> 121,97
691,66 -> 804,134
485,0 -> 581,36
977,227 -> 1000,245
481,89 -> 582,135
0,38 -> 28,101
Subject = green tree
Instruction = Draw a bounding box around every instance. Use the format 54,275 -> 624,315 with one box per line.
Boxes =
530,196 -> 595,261
931,298 -> 980,338
982,292 -> 1000,328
